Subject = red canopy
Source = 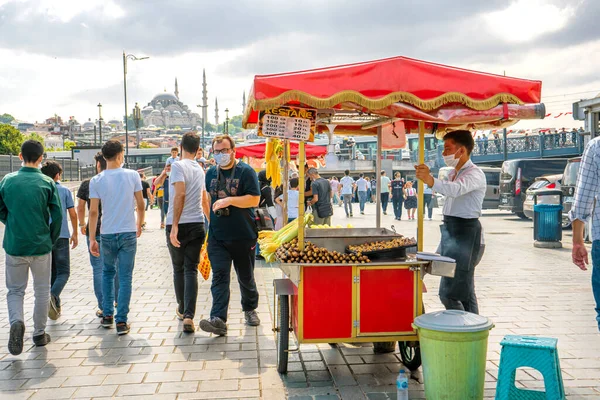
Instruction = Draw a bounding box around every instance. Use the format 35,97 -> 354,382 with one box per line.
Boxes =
235,142 -> 327,159
242,56 -> 543,131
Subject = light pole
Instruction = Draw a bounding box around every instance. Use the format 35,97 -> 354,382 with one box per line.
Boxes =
97,103 -> 103,145
123,51 -> 149,167
225,108 -> 230,135
133,103 -> 141,149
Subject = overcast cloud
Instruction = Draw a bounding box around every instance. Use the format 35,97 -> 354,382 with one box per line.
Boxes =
0,0 -> 598,129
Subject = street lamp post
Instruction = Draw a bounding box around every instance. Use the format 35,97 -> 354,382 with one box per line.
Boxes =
97,103 -> 103,145
133,103 -> 141,149
225,108 -> 230,135
123,51 -> 149,167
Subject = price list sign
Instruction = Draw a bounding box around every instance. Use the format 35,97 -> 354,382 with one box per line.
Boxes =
258,106 -> 316,142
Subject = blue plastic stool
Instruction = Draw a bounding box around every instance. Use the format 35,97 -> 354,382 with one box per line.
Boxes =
495,336 -> 565,400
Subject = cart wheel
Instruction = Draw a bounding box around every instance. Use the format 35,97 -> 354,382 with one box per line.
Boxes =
276,294 -> 290,374
398,341 -> 422,371
373,341 -> 396,354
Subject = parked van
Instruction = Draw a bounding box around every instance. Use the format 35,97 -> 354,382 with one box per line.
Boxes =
561,157 -> 581,229
499,158 -> 569,219
437,166 -> 501,210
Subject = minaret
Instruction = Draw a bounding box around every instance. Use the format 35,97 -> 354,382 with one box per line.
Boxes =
201,69 -> 208,134
215,98 -> 220,126
174,77 -> 179,99
242,91 -> 246,114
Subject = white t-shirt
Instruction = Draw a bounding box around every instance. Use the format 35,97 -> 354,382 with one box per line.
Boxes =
279,189 -> 299,219
340,176 -> 355,195
89,168 -> 143,234
166,159 -> 206,225
356,178 -> 369,192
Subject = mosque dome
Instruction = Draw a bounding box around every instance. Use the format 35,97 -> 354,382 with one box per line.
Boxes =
152,93 -> 179,102
150,110 -> 161,116
172,111 -> 182,117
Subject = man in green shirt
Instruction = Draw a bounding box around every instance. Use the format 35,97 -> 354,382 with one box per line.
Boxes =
0,140 -> 62,355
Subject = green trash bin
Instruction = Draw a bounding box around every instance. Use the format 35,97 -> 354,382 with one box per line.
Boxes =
413,310 -> 494,400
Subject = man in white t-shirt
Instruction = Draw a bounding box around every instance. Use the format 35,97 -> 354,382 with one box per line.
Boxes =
356,173 -> 369,215
340,169 -> 355,217
166,132 -> 208,333
89,140 -> 145,336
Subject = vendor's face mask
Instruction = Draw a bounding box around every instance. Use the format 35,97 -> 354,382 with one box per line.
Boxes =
443,147 -> 464,168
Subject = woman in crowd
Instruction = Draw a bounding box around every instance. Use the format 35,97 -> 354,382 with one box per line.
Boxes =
403,181 -> 418,220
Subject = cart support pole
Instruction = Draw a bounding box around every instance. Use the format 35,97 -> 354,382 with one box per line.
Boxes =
376,126 -> 382,228
417,121 -> 425,252
298,141 -> 306,251
282,139 -> 289,222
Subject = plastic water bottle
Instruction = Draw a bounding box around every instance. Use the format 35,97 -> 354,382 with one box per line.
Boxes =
396,369 -> 409,400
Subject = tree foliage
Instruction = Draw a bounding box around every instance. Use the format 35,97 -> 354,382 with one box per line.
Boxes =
139,141 -> 153,149
0,124 -> 25,155
64,140 -> 76,151
0,113 -> 15,124
26,132 -> 45,148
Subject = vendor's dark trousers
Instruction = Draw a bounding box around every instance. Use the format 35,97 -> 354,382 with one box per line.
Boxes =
51,238 -> 70,308
392,197 -> 403,219
166,223 -> 205,319
380,193 -> 389,213
422,194 -> 433,219
208,237 -> 259,322
440,290 -> 479,315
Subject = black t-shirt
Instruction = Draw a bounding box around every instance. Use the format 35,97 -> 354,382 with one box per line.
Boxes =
304,178 -> 313,205
205,162 -> 261,241
391,179 -> 405,197
311,178 -> 333,218
141,180 -> 150,199
76,179 -> 102,237
259,184 -> 274,208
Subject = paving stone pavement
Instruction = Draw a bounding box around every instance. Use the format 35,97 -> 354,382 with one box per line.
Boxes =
0,202 -> 598,399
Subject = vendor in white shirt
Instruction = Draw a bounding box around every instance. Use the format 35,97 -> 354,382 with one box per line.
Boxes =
415,130 -> 486,314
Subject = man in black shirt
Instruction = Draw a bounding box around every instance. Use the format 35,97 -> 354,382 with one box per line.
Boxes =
139,173 -> 153,211
76,152 -> 118,318
308,168 -> 333,225
199,135 -> 261,336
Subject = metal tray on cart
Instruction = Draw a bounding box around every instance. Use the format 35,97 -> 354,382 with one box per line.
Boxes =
346,243 -> 416,261
305,227 -> 404,253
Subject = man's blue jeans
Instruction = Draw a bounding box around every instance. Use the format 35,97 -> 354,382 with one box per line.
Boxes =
358,191 -> 368,213
87,236 -> 119,310
101,232 -> 137,323
591,241 -> 600,329
50,238 -> 70,307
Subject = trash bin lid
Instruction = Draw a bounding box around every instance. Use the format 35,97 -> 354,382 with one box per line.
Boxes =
414,310 -> 493,333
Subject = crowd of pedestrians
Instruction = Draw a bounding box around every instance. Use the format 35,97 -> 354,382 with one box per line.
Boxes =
0,134 -> 444,356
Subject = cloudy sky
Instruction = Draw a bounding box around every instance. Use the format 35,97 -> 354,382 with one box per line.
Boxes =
1,0 -> 598,129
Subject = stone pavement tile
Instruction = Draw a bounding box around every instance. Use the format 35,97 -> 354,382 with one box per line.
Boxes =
320,349 -> 346,365
328,365 -> 358,387
178,389 -> 261,399
0,369 -> 18,379
198,378 -> 239,391
0,390 -> 36,400
174,345 -> 209,353
12,367 -> 56,380
239,377 -> 260,390
103,372 -> 146,385
204,359 -> 241,369
144,370 -> 183,383
0,379 -> 27,391
225,350 -> 259,360
61,374 -> 106,387
5,360 -> 48,370
345,356 -> 365,364
304,361 -> 328,371
360,354 -> 399,364
260,367 -> 286,389
90,364 -> 131,375
183,369 -> 222,381
52,365 -> 94,377
73,384 -> 118,398
115,382 -> 159,396
222,367 -> 259,379
29,387 -> 77,399
168,361 -> 205,371
157,381 -> 199,394
20,376 -> 68,389
129,362 -> 167,373
189,352 -> 225,361
44,358 -> 84,368
307,370 -> 333,382
81,355 -> 121,366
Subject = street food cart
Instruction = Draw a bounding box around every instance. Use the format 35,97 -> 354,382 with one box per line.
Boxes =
242,56 -> 544,373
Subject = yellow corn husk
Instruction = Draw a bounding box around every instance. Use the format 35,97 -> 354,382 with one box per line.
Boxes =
259,230 -> 275,239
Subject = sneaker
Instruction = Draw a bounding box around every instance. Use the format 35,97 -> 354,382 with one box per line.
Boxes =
360,212 -> 364,215
199,317 -> 228,336
383,212 -> 387,215
350,214 -> 353,217
48,295 -> 60,320
33,333 -> 51,347
116,322 -> 130,335
176,308 -> 184,321
244,310 -> 261,327
96,309 -> 104,318
183,318 -> 195,333
8,321 -> 25,355
101,316 -> 114,328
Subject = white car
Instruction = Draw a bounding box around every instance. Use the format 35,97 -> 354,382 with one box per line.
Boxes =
522,174 -> 562,219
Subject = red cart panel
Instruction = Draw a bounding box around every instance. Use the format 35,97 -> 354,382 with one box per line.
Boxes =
358,267 -> 415,335
302,266 -> 352,340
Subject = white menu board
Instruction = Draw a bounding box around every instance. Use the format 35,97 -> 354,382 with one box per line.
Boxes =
258,106 -> 316,142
